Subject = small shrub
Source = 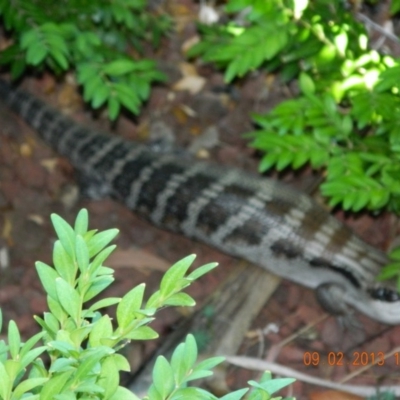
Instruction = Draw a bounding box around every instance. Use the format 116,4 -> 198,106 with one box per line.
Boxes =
0,0 -> 170,120
0,209 -> 295,399
188,0 -> 400,214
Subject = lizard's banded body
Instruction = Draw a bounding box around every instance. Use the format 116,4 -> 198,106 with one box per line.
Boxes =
1,79 -> 399,324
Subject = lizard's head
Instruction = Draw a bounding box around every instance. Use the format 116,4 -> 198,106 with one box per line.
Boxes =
341,280 -> 400,325
361,284 -> 400,324
316,231 -> 400,325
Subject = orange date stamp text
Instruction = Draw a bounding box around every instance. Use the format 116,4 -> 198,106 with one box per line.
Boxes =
303,351 -> 390,366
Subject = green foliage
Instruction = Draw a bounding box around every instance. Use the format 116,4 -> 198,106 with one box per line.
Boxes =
145,352 -> 295,400
368,390 -> 396,400
0,209 -> 295,399
0,0 -> 169,120
379,247 -> 400,293
189,0 -> 400,213
392,0 -> 400,14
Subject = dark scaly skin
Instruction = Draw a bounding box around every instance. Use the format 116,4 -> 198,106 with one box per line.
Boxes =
1,79 -> 399,324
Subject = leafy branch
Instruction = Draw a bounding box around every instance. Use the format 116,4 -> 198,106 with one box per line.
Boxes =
0,0 -> 170,120
188,0 -> 400,213
0,209 -> 295,399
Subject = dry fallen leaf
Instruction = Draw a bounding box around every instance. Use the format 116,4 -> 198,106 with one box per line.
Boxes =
20,142 -> 33,157
40,158 -> 59,173
27,214 -> 45,225
57,83 -> 82,113
172,62 -> 206,95
181,35 -> 200,53
173,75 -> 206,95
2,215 -> 12,246
178,62 -> 198,77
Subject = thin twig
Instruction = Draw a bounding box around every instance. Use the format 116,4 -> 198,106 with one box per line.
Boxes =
226,356 -> 400,397
356,12 -> 400,44
340,345 -> 400,383
278,314 -> 329,348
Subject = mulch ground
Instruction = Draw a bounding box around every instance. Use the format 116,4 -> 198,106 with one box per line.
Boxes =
1,1 -> 400,399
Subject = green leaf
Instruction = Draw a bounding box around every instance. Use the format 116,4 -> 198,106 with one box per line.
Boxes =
51,214 -> 76,258
109,354 -> 129,373
29,357 -> 47,379
97,356 -> 119,399
40,370 -> 74,400
21,30 -> 39,49
0,361 -> 11,400
89,315 -> 113,347
8,320 -> 21,359
117,284 -> 145,329
89,297 -> 121,312
310,148 -> 329,167
183,334 -> 198,372
187,262 -> 218,281
13,378 -> 48,399
26,43 -> 48,65
89,245 -> 116,274
108,96 -> 121,120
223,25 -> 288,82
184,369 -> 213,382
170,334 -> 198,385
124,326 -> 158,340
70,325 -> 92,347
20,346 -> 47,369
48,340 -> 76,357
167,387 -> 211,399
50,48 -> 69,70
378,263 -> 400,280
34,316 -> 52,337
53,241 -> 76,285
170,341 -> 186,384
77,63 -> 93,85
91,83 -> 110,109
11,58 -> 27,79
391,0 -> 400,16
160,254 -> 196,297
74,209 -> 88,235
73,381 -> 104,393
390,247 -> 400,261
47,296 -> 68,324
249,377 -> 295,394
152,356 -> 174,398
258,153 -> 278,172
86,229 -> 119,258
351,192 -> 369,211
20,331 -> 45,359
292,151 -> 310,169
103,59 -> 137,75
74,347 -> 113,383
114,83 -> 140,114
194,356 -> 225,372
5,359 -> 21,383
299,72 -> 315,96
83,75 -> 103,103
55,278 -> 81,323
44,312 -> 60,335
220,388 -> 248,400
275,151 -> 293,171
35,262 -> 60,300
109,386 -> 140,400
75,235 -> 90,273
162,292 -> 195,307
83,275 -> 114,302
